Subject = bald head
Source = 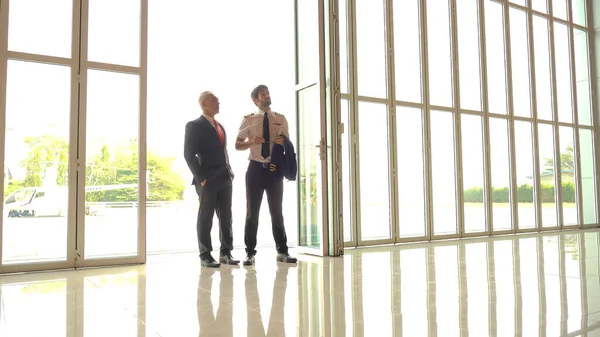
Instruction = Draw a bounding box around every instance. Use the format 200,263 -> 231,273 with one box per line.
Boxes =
198,91 -> 220,117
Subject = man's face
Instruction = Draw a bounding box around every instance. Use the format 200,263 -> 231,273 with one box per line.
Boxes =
204,94 -> 220,115
253,89 -> 271,108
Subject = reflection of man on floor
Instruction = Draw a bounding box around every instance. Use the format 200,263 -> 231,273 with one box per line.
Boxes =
245,266 -> 290,337
196,267 -> 234,337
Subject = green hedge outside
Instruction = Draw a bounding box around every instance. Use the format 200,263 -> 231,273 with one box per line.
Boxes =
463,182 -> 575,203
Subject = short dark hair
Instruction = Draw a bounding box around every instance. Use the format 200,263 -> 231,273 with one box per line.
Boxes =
251,85 -> 268,100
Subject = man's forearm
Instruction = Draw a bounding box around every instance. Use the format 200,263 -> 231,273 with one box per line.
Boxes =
235,140 -> 253,151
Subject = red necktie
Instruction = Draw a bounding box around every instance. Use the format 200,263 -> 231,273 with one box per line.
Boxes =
214,119 -> 224,145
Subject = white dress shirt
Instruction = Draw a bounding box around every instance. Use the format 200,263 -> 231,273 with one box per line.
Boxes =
236,108 -> 289,163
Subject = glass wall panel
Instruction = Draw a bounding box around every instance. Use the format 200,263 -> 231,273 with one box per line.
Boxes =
457,0 -> 482,111
397,107 -> 426,238
579,129 -> 597,225
485,0 -> 508,115
533,16 -> 553,121
431,111 -> 458,235
7,0 -> 72,58
489,118 -> 512,231
358,102 -> 391,240
514,121 -> 537,229
559,127 -> 577,226
510,8 -> 532,118
2,61 -> 71,264
356,0 -> 387,98
426,0 -> 454,107
554,22 -> 574,123
461,114 -> 486,233
393,0 -> 422,103
538,124 -> 558,228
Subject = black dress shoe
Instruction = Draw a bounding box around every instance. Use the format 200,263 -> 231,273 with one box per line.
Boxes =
201,256 -> 220,268
276,253 -> 297,263
243,255 -> 255,266
219,254 -> 240,265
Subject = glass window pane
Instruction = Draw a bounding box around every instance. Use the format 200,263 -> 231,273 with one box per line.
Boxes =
510,8 -> 532,118
485,0 -> 508,115
514,121 -> 536,229
461,114 -> 486,233
574,29 -> 592,126
356,0 -> 387,98
559,127 -> 577,225
510,0 -> 527,6
340,0 -> 350,94
7,0 -> 72,58
533,16 -> 553,120
457,0 -> 482,111
2,61 -> 71,264
296,0 -> 319,84
532,0 -> 548,13
394,0 -> 422,103
88,0 -> 140,67
431,110 -> 458,235
358,102 -> 391,240
579,129 -> 597,225
554,23 -> 574,123
490,118 -> 512,231
572,0 -> 587,26
397,107 -> 426,238
426,0 -> 454,107
341,99 -> 353,242
552,0 -> 568,20
538,124 -> 558,227
298,86 -> 323,249
84,70 -> 139,259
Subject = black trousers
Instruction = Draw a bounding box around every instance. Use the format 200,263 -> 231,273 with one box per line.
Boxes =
244,161 -> 288,255
195,179 -> 233,259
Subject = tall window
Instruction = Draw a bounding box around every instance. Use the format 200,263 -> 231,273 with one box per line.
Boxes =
341,0 -> 597,246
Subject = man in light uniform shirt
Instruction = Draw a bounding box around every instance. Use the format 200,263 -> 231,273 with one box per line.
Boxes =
235,84 -> 297,266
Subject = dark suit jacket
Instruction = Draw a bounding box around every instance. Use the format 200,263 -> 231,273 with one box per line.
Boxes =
269,135 -> 297,181
184,115 -> 233,186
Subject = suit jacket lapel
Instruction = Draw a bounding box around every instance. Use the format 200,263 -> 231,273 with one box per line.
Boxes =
199,116 -> 218,139
200,115 -> 225,146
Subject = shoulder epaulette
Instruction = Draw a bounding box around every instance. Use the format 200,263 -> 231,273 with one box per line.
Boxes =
244,113 -> 255,118
273,112 -> 284,117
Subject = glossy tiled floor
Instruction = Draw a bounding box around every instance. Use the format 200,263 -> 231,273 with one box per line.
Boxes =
1,230 -> 600,336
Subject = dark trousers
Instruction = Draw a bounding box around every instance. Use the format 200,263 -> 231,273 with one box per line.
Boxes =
244,161 -> 288,255
195,179 -> 233,259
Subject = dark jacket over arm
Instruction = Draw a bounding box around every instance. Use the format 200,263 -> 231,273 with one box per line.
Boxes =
269,135 -> 297,181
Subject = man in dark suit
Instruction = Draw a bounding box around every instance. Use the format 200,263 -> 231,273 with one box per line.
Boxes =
184,91 -> 239,268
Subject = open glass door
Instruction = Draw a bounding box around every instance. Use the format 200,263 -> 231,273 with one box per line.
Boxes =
75,0 -> 147,268
296,0 -> 342,257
